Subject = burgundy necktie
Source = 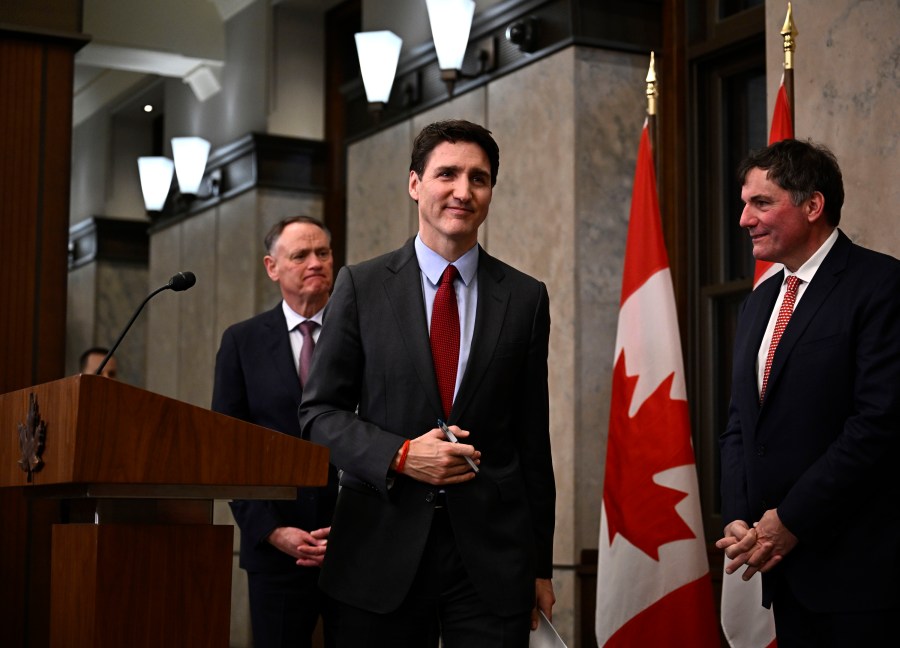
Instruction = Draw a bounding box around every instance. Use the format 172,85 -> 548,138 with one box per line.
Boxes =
298,320 -> 318,388
760,275 -> 800,402
430,265 -> 460,419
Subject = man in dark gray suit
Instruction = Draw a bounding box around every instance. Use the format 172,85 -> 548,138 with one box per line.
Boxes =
300,120 -> 556,647
213,215 -> 337,648
718,140 -> 900,647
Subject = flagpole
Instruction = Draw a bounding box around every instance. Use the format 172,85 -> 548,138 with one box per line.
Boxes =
646,51 -> 658,165
780,2 -> 798,130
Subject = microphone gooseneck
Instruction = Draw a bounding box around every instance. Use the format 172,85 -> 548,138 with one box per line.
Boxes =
95,271 -> 197,375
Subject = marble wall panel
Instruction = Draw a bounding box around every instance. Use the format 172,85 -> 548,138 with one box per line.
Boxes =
146,224 -> 182,398
573,47 -> 647,554
179,209 -> 218,408
767,0 -> 900,256
66,260 -> 147,384
66,264 -> 97,375
95,262 -> 149,386
346,121 -> 415,265
409,87 -> 486,131
487,49 -> 579,569
215,191 -> 259,349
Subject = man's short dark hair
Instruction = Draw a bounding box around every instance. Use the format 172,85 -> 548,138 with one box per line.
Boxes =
410,120 -> 500,187
79,346 -> 109,371
264,216 -> 331,253
738,139 -> 844,226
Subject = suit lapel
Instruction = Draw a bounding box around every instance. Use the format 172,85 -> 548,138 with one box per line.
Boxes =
451,248 -> 509,421
264,304 -> 302,397
762,231 -> 850,401
382,240 -> 444,417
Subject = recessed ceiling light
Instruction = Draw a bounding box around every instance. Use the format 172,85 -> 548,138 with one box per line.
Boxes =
143,104 -> 154,113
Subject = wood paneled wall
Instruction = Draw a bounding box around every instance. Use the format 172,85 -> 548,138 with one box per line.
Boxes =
0,23 -> 85,648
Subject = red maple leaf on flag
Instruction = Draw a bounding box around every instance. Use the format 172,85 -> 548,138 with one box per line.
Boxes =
603,351 -> 698,560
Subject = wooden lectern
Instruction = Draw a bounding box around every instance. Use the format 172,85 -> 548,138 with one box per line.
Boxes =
0,374 -> 329,647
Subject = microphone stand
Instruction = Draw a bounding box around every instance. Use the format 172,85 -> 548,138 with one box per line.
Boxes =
95,272 -> 195,375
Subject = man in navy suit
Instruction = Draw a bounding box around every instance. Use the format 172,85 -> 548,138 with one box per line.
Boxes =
717,139 -> 900,647
213,216 -> 337,648
299,120 -> 556,647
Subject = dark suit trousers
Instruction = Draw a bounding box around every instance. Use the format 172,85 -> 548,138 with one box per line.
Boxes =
329,505 -> 531,648
247,567 -> 335,648
772,576 -> 898,648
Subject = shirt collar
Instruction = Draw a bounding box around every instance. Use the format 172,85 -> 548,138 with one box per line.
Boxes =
787,227 -> 839,285
414,234 -> 479,287
281,300 -> 324,331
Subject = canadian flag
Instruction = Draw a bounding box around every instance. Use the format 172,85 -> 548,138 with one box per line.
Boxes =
596,120 -> 719,647
752,76 -> 793,289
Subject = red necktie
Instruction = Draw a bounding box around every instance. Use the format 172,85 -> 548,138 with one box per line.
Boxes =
760,275 -> 800,402
298,320 -> 318,388
430,265 -> 460,419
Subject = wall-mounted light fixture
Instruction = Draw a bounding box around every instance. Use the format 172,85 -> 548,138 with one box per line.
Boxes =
171,137 -> 211,195
355,30 -> 404,112
137,136 -> 217,212
137,157 -> 175,212
426,0 -> 474,95
426,0 -> 496,96
354,0 -> 501,109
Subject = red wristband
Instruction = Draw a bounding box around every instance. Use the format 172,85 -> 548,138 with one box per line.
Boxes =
396,439 -> 411,473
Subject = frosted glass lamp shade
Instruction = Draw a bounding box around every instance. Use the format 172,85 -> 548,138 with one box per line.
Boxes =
137,157 -> 175,211
355,31 -> 403,104
171,136 -> 211,194
425,0 -> 475,71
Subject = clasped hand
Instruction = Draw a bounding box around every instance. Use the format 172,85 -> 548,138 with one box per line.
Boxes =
267,526 -> 331,567
399,425 -> 480,485
716,509 -> 798,581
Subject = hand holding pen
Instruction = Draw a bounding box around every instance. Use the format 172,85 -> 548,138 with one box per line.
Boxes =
438,420 -> 480,473
392,421 -> 480,485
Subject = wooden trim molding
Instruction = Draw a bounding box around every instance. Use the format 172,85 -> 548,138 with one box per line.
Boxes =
149,133 -> 327,233
68,217 -> 150,270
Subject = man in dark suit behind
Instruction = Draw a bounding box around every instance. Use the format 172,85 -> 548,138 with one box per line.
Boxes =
299,120 -> 556,647
213,215 -> 337,648
717,139 -> 900,647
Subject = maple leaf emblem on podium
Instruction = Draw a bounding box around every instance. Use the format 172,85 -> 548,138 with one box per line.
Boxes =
18,392 -> 47,482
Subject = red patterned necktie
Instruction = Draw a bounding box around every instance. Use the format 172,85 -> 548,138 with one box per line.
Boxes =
760,275 -> 800,402
430,265 -> 460,419
298,320 -> 318,388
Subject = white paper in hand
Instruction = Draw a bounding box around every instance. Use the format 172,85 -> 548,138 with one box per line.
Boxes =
529,611 -> 567,648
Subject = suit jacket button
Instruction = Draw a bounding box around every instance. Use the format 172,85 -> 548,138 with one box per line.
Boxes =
425,492 -> 435,503
756,445 -> 766,456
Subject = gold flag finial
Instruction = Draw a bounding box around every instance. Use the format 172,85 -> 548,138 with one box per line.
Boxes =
780,2 -> 798,70
646,51 -> 657,116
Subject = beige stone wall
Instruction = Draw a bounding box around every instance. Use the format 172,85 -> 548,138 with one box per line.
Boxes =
766,0 -> 900,256
66,261 -> 148,384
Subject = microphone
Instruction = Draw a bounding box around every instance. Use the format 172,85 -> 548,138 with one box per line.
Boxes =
95,271 -> 197,375
167,271 -> 196,292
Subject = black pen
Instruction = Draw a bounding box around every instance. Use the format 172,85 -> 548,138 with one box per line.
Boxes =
437,419 -> 479,473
